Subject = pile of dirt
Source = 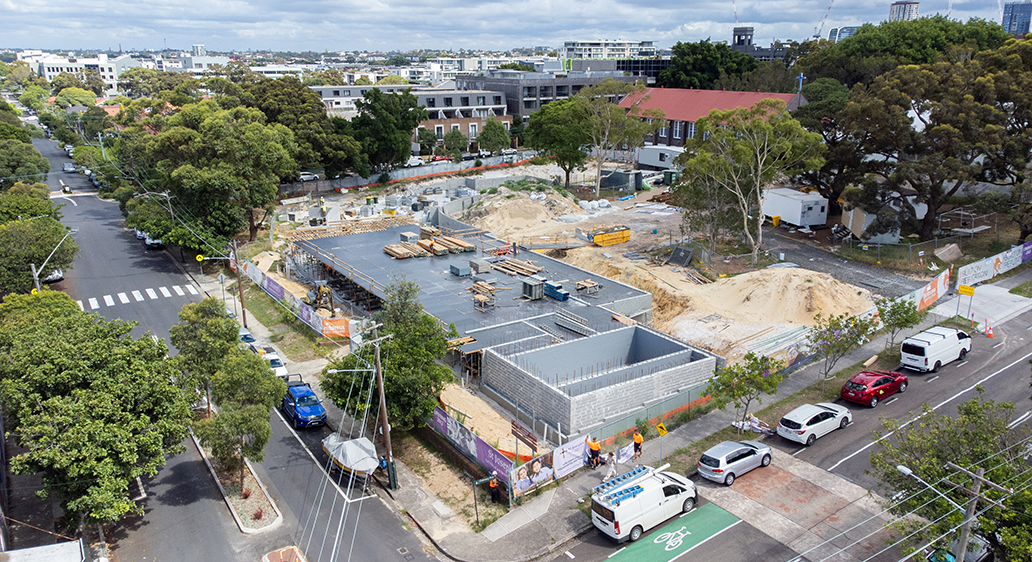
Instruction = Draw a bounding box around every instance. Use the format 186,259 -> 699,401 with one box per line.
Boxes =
439,383 -> 548,457
468,193 -> 583,240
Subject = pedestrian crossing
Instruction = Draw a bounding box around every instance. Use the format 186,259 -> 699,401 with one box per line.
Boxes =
77,284 -> 199,311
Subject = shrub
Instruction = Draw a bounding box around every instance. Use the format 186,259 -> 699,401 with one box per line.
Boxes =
488,187 -> 498,195
635,417 -> 650,437
378,172 -> 390,185
475,159 -> 483,167
252,508 -> 264,520
241,488 -> 252,499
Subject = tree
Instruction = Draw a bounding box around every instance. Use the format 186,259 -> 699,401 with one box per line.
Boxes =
417,127 -> 438,155
194,350 -> 286,487
376,75 -> 409,85
322,277 -> 456,431
575,79 -> 664,195
117,67 -> 197,100
0,217 -> 78,293
671,167 -> 744,253
808,312 -> 876,391
0,292 -> 193,524
54,87 -> 97,108
704,352 -> 784,434
659,40 -> 759,90
877,298 -> 923,349
18,85 -> 48,111
354,76 -> 374,85
0,121 -> 30,143
341,88 -> 427,175
147,100 -> 298,240
715,61 -> 797,93
50,72 -> 85,95
0,189 -> 60,223
82,69 -> 106,96
868,390 -> 1032,561
498,62 -> 535,72
444,128 -> 468,154
478,118 -> 510,155
386,55 -> 411,66
4,61 -> 31,88
526,99 -> 589,188
170,297 -> 240,415
684,98 -> 825,263
0,139 -> 50,189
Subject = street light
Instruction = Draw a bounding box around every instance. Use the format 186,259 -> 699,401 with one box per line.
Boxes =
897,465 -> 964,513
30,228 -> 78,292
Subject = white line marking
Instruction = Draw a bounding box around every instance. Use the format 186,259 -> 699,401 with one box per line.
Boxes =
926,376 -> 940,383
88,298 -> 99,309
131,476 -> 147,501
145,288 -> 158,299
670,519 -> 743,561
118,293 -> 129,304
1008,410 -> 1032,429
886,397 -> 899,405
565,552 -> 575,559
76,300 -> 83,311
173,285 -> 185,296
132,290 -> 144,301
159,286 -> 171,297
1026,325 -> 1032,330
828,349 -> 1032,471
993,342 -> 1004,349
273,410 -> 372,504
608,547 -> 627,559
103,295 -> 115,306
186,285 -> 198,295
792,448 -> 806,456
957,361 -> 968,367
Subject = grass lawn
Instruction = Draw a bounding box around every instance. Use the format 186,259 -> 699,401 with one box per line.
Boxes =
237,282 -> 327,363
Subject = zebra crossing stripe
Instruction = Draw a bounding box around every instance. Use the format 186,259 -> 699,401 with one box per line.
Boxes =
159,286 -> 171,297
77,301 -> 84,311
103,295 -> 115,306
88,298 -> 100,309
132,290 -> 144,301
146,288 -> 158,299
118,293 -> 130,304
173,285 -> 185,296
186,285 -> 198,295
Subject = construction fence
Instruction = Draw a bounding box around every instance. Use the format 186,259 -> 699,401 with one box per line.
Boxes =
838,235 -> 966,265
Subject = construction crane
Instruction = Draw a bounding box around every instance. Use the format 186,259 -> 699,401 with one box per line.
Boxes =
732,0 -> 738,24
813,0 -> 835,40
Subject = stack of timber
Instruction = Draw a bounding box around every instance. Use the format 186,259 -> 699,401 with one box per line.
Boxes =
682,268 -> 712,284
420,225 -> 441,239
416,239 -> 449,256
285,216 -> 414,241
467,281 -> 509,296
384,241 -> 432,259
576,279 -> 600,293
648,191 -> 674,205
433,236 -> 476,253
493,258 -> 545,277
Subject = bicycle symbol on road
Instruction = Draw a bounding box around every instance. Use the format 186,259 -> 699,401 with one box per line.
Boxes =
654,526 -> 691,551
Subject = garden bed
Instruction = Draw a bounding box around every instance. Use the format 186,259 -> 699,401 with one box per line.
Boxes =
191,432 -> 281,532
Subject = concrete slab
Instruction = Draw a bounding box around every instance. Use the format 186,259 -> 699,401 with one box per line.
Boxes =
700,482 -> 809,546
733,465 -> 851,529
929,285 -> 1032,327
482,488 -> 555,542
787,531 -> 862,562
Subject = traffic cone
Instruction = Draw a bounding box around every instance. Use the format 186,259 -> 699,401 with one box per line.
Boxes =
986,320 -> 994,338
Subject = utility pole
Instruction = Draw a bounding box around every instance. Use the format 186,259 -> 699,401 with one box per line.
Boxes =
232,240 -> 248,329
372,328 -> 398,490
945,462 -> 1012,562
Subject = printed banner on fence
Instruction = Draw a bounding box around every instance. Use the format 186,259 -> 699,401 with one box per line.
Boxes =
958,259 -> 994,287
431,407 -> 513,485
511,438 -> 587,498
1023,241 -> 1032,263
958,243 -> 1032,287
322,318 -> 351,337
917,269 -> 951,310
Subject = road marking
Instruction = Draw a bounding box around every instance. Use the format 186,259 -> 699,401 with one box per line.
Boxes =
669,520 -> 742,561
565,552 -> 575,559
173,285 -> 185,296
993,342 -> 1004,349
159,286 -> 171,297
608,547 -> 627,559
927,376 -> 940,383
1008,410 -> 1032,429
886,397 -> 899,405
792,448 -> 806,456
145,288 -> 158,299
118,292 -> 129,304
103,295 -> 115,306
957,361 -> 968,367
828,348 -> 1032,471
76,300 -> 83,311
131,476 -> 147,501
186,285 -> 198,295
132,290 -> 144,301
88,298 -> 99,309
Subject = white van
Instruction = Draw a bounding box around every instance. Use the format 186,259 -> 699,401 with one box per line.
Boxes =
590,464 -> 697,542
900,326 -> 971,373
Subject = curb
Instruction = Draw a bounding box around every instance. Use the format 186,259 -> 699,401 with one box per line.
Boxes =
189,429 -> 284,534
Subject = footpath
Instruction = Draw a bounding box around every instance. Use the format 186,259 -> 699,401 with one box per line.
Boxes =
184,260 -> 1032,562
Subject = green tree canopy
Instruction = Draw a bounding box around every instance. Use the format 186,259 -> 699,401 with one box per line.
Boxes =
385,55 -> 411,66
376,75 -> 409,85
808,312 -> 876,391
339,88 -> 427,175
443,128 -> 467,155
659,40 -> 759,90
117,67 -> 199,100
170,297 -> 240,412
0,217 -> 78,293
526,99 -> 590,188
704,352 -> 784,433
322,277 -> 456,430
876,298 -> 923,349
0,121 -> 30,143
50,72 -> 85,95
477,118 -> 509,155
417,127 -> 438,155
354,76 -> 374,85
498,62 -> 535,72
714,61 -> 797,93
0,189 -> 60,223
54,87 -> 97,108
18,85 -> 48,111
0,139 -> 50,189
0,292 -> 192,524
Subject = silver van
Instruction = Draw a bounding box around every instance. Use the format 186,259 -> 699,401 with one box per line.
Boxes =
900,326 -> 971,373
590,464 -> 697,542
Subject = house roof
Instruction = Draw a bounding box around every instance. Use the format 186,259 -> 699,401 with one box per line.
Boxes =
619,88 -> 805,123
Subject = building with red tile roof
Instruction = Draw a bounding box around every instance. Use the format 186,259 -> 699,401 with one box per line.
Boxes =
618,88 -> 807,147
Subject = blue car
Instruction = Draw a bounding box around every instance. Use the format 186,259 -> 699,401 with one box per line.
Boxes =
282,376 -> 327,429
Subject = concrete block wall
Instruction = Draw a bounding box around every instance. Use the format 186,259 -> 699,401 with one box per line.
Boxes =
570,354 -> 717,433
438,195 -> 479,218
603,293 -> 653,324
483,348 -> 573,433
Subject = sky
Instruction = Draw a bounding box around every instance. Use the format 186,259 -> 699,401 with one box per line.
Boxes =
0,0 -> 1008,53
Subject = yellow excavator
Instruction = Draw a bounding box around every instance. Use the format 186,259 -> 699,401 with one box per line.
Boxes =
303,283 -> 333,312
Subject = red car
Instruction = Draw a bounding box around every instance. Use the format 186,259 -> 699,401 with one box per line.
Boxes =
840,370 -> 908,408
430,155 -> 450,162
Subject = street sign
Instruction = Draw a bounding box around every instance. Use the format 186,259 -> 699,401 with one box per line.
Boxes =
217,273 -> 227,284
958,285 -> 974,296
196,254 -> 204,262
656,423 -> 667,436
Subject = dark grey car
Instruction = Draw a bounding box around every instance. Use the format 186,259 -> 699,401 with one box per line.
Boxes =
697,440 -> 772,486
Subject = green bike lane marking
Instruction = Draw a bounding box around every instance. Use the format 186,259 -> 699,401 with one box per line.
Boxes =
607,502 -> 741,562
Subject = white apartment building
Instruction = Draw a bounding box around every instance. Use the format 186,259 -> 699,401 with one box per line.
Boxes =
888,1 -> 919,21
558,40 -> 657,60
23,52 -> 141,93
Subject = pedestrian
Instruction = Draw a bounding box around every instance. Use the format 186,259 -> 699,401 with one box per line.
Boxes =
633,429 -> 644,461
604,452 -> 618,481
489,471 -> 500,504
586,435 -> 602,469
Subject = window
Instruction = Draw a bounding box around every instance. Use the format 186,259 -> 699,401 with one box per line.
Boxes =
469,123 -> 478,139
445,97 -> 453,107
659,153 -> 667,162
426,98 -> 436,108
504,122 -> 510,131
333,90 -> 340,96
435,125 -> 444,139
673,122 -> 682,139
687,122 -> 696,139
461,96 -> 470,106
523,100 -> 536,109
658,122 -> 667,137
494,95 -> 502,105
476,96 -> 485,105
451,124 -> 460,131
522,86 -> 536,98
539,86 -> 552,97
556,85 -> 569,97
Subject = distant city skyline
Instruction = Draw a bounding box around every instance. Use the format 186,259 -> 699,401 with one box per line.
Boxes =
0,0 -> 1008,53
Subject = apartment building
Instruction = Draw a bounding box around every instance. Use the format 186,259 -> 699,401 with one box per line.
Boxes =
23,52 -> 140,93
558,40 -> 657,60
454,69 -> 637,119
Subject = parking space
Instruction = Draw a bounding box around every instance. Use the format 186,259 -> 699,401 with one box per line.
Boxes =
606,502 -> 740,562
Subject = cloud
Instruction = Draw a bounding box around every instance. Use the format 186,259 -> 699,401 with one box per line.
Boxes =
0,0 -> 1004,52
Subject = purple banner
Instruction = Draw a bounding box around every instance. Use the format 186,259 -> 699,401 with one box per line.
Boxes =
264,277 -> 285,300
1023,241 -> 1032,263
512,439 -> 587,498
431,407 -> 512,485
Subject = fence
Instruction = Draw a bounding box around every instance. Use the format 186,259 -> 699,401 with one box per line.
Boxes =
838,235 -> 965,265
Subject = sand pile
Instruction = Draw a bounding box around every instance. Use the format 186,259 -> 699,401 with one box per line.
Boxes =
439,383 -> 548,456
689,268 -> 873,324
470,194 -> 583,239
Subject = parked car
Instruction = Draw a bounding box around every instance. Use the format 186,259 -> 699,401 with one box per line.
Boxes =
265,353 -> 289,378
134,228 -> 147,240
44,269 -> 64,283
144,235 -> 163,249
280,374 -> 327,429
590,465 -> 697,542
299,172 -> 319,182
430,155 -> 450,162
239,327 -> 256,344
900,326 -> 971,373
501,148 -> 517,156
406,156 -> 424,167
63,162 -> 76,172
697,440 -> 772,486
924,533 -> 994,562
776,403 -> 852,446
462,153 -> 476,161
841,370 -> 908,408
64,144 -> 74,153
477,149 -> 492,158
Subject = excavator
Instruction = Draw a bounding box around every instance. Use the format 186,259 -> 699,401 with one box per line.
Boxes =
303,283 -> 334,313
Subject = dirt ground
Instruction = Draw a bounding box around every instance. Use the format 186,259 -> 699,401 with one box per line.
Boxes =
440,383 -> 549,458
